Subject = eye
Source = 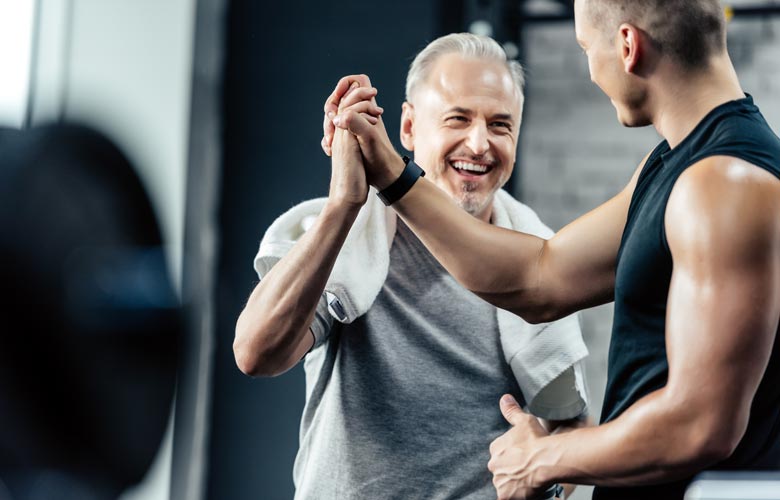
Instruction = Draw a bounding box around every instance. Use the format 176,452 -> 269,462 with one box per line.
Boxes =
491,121 -> 512,131
445,115 -> 470,128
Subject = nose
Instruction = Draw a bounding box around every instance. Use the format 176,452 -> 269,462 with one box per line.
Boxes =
465,121 -> 490,156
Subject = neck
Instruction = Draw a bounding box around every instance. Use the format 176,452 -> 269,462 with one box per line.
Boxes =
476,206 -> 494,224
649,54 -> 744,149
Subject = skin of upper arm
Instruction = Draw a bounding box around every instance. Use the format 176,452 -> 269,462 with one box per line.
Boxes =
515,155 -> 648,319
285,326 -> 315,365
234,280 -> 318,377
663,156 -> 780,453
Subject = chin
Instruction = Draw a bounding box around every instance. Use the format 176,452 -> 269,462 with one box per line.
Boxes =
441,175 -> 505,217
456,192 -> 493,217
615,91 -> 652,128
617,109 -> 652,128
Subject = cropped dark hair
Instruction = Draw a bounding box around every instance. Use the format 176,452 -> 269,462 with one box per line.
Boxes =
586,0 -> 726,69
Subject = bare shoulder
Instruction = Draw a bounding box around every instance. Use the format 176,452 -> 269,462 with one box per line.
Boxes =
623,151 -> 652,195
666,155 -> 780,260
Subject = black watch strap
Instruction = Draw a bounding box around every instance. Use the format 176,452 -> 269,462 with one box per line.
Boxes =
376,156 -> 425,206
542,484 -> 564,499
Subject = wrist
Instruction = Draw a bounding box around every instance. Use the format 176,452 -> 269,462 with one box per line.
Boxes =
374,154 -> 407,191
322,198 -> 363,220
376,157 -> 425,206
532,436 -> 564,490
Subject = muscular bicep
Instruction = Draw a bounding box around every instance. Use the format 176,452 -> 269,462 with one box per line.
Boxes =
540,185 -> 632,313
524,157 -> 646,317
664,157 -> 780,446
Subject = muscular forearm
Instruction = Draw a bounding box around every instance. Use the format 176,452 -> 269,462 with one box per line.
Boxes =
389,176 -> 561,322
234,201 -> 361,376
532,389 -> 738,489
544,416 -> 591,498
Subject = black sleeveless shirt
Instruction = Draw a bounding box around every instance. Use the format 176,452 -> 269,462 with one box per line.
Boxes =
594,96 -> 780,500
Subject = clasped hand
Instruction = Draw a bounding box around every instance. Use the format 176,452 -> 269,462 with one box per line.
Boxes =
322,75 -> 407,202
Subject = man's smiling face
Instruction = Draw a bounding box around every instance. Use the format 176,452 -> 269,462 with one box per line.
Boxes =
401,53 -> 522,221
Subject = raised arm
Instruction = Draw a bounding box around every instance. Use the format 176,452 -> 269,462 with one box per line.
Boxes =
487,156 -> 780,496
234,82 -> 382,377
325,78 -> 641,322
389,166 -> 640,322
235,200 -> 356,377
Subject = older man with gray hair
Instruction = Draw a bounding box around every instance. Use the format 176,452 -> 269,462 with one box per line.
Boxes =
235,33 -> 589,499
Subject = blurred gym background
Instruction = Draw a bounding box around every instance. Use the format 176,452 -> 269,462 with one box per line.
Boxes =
1,1 -> 778,499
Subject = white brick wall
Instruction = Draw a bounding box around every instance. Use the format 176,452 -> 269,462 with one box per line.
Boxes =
516,12 -> 780,499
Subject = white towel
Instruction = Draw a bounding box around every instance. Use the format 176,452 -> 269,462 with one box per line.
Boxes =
254,188 -> 588,416
255,189 -> 396,322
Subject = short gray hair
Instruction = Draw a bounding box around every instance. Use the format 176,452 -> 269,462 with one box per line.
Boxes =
405,33 -> 525,110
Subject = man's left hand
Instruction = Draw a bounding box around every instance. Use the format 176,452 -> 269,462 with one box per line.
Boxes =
488,395 -> 555,500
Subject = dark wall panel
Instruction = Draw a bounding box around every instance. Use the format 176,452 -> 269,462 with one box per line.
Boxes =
210,1 -> 443,498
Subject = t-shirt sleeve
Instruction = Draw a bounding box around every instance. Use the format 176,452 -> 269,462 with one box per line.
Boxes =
309,293 -> 335,350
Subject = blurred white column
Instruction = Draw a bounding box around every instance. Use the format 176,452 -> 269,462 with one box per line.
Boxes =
0,0 -> 35,128
27,1 -> 200,500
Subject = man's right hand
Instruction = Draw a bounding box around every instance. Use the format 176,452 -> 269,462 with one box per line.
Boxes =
321,75 -> 382,157
324,76 -> 405,191
329,83 -> 370,207
328,82 -> 379,208
323,75 -> 406,191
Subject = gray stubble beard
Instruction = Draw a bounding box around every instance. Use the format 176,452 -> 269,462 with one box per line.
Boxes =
457,181 -> 492,216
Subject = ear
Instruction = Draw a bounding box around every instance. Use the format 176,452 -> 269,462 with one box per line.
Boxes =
400,101 -> 415,151
618,23 -> 642,74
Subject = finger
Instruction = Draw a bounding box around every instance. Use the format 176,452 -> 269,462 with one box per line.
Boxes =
321,135 -> 332,157
323,108 -> 375,154
323,82 -> 359,155
322,113 -> 334,156
340,100 -> 384,120
488,435 -> 505,459
499,394 -> 527,426
350,74 -> 372,88
332,109 -> 374,137
341,81 -> 360,102
339,87 -> 379,112
324,76 -> 353,115
324,74 -> 372,114
324,78 -> 370,154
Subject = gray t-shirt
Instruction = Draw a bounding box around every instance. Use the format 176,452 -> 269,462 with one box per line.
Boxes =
293,221 -> 581,499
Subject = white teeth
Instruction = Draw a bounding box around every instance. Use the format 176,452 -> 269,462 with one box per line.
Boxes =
452,161 -> 489,173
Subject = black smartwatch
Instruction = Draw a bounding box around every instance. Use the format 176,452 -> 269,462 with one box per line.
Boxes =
376,156 -> 425,206
542,484 -> 564,499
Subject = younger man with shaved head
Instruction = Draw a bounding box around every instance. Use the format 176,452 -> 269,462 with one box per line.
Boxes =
235,34 -> 589,499
326,0 -> 780,498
